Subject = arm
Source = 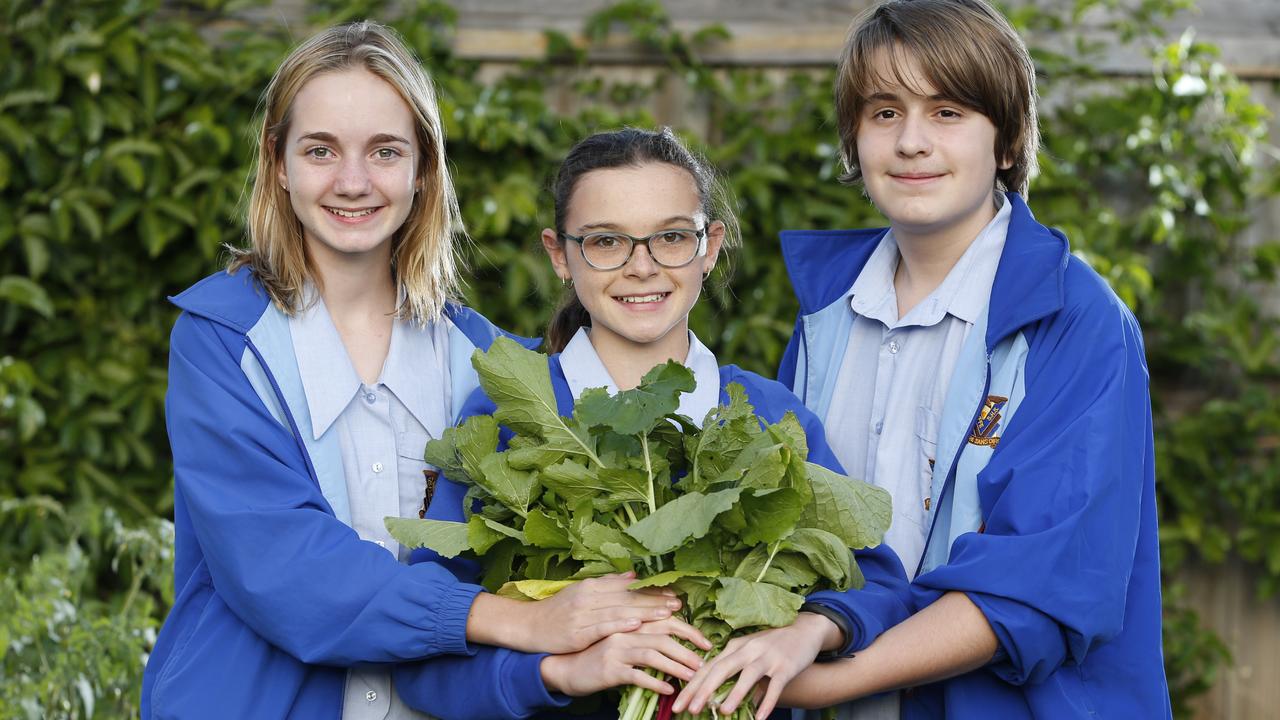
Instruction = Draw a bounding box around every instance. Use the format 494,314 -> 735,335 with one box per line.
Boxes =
780,591 -> 996,708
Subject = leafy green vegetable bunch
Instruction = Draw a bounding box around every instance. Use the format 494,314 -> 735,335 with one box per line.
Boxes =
387,338 -> 891,719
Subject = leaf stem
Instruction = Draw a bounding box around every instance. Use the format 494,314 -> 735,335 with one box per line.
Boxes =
641,433 -> 656,514
755,541 -> 781,583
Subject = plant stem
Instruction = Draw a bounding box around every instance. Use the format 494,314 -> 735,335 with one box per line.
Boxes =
641,433 -> 657,514
755,541 -> 781,583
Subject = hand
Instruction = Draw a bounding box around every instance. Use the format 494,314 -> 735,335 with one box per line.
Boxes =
672,612 -> 842,717
469,573 -> 683,654
540,616 -> 712,697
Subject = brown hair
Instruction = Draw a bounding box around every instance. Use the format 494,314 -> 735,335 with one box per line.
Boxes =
543,127 -> 739,354
229,21 -> 464,324
834,0 -> 1039,195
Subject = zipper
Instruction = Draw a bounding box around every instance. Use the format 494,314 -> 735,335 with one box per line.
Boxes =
913,351 -> 993,579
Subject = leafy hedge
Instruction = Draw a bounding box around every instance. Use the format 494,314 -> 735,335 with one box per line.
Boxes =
1,0 -> 1276,717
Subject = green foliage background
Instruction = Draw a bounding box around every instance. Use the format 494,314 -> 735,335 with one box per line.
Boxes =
1,0 -> 1276,717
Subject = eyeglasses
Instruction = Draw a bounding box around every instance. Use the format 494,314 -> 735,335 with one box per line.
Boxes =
560,228 -> 707,270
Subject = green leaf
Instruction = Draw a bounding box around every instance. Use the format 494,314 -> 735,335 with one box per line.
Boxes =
541,459 -> 607,506
473,337 -> 597,461
629,569 -> 717,589
798,463 -> 892,550
524,508 -> 571,548
475,452 -> 537,516
715,577 -> 804,630
782,528 -> 857,590
455,415 -> 501,482
574,360 -> 695,435
384,517 -> 469,558
506,446 -> 566,470
0,276 -> 54,317
466,514 -> 505,554
496,578 -> 575,600
739,487 -> 805,545
625,487 -> 743,554
674,535 -> 721,572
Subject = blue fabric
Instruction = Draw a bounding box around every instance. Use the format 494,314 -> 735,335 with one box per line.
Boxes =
142,268 -> 533,720
395,358 -> 911,718
777,194 -> 1171,718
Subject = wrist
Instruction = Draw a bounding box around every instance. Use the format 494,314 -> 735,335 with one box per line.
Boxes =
798,602 -> 853,658
468,593 -> 534,651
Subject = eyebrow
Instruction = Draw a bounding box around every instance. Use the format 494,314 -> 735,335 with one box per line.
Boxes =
295,131 -> 413,146
864,92 -> 954,104
574,216 -> 699,233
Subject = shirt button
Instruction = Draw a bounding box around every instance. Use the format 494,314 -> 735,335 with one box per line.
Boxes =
366,690 -> 378,702
364,392 -> 377,404
874,421 -> 883,434
372,462 -> 384,473
888,341 -> 900,354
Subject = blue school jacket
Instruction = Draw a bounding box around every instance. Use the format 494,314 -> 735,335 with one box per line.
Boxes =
142,267 -> 537,720
777,193 -> 1171,717
394,355 -> 912,719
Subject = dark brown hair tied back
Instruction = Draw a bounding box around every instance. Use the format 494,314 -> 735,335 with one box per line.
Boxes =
542,127 -> 740,354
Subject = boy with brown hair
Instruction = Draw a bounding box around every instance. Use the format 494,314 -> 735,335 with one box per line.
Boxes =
678,0 -> 1171,716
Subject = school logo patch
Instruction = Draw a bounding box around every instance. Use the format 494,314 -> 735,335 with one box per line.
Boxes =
968,395 -> 1008,447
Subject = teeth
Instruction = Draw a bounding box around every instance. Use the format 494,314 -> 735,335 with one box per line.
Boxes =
618,294 -> 667,303
328,207 -> 376,218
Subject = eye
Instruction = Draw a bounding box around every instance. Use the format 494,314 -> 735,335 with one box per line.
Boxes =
307,146 -> 334,159
937,108 -> 962,119
872,108 -> 898,120
586,233 -> 625,249
375,147 -> 402,160
657,231 -> 692,245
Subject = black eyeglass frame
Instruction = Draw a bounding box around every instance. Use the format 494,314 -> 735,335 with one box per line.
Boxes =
559,227 -> 708,270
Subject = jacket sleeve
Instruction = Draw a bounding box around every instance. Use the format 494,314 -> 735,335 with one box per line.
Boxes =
770,385 -> 912,655
911,290 -> 1153,685
395,386 -> 572,718
165,312 -> 482,665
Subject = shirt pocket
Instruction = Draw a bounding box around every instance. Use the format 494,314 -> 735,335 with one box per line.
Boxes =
396,429 -> 436,518
914,406 -> 940,520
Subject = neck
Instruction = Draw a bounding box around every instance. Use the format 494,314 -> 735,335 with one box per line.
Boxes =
309,243 -> 397,320
892,200 -> 998,318
588,325 -> 691,391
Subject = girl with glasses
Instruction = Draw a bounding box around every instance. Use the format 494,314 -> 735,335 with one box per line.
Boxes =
393,127 -> 911,718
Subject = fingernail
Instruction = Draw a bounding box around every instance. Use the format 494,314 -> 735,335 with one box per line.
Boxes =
666,599 -> 681,609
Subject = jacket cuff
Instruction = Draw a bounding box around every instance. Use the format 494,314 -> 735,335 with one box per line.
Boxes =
964,590 -> 1066,686
503,652 -> 573,716
801,593 -> 863,656
425,579 -> 485,656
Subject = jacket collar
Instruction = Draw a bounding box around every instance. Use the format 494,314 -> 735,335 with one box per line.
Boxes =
170,268 -> 540,353
779,193 -> 1068,351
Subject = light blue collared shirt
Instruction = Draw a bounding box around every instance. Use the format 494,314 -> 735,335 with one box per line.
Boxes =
560,326 -> 721,423
815,195 -> 1010,720
290,292 -> 449,720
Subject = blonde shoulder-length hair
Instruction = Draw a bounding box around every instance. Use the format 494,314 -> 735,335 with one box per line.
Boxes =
229,20 -> 464,325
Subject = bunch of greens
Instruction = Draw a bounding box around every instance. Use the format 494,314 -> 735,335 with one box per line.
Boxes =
386,338 -> 891,719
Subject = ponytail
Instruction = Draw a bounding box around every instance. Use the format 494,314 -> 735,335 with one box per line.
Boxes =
544,290 -> 591,354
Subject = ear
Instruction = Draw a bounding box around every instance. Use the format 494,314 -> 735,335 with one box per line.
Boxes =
272,136 -> 289,190
541,228 -> 571,281
701,220 -> 726,276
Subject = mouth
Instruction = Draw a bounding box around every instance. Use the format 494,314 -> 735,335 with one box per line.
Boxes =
889,172 -> 945,185
325,206 -> 382,221
613,292 -> 671,306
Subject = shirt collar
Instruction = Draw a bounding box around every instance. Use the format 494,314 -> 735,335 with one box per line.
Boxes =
290,291 -> 362,440
379,316 -> 450,439
560,327 -> 721,425
848,192 -> 1011,327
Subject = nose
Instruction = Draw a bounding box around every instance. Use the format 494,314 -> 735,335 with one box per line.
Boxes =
334,156 -> 372,196
623,242 -> 660,278
895,112 -> 932,158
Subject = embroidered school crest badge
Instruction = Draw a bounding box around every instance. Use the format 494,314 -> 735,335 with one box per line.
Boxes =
968,395 -> 1008,447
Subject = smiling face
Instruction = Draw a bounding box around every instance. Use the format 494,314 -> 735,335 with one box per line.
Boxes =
541,162 -> 724,361
276,67 -> 418,270
856,48 -> 1010,247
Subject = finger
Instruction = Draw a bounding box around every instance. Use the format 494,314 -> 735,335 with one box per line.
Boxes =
636,586 -> 678,598
631,647 -> 700,683
719,664 -> 765,714
677,653 -> 741,714
634,616 -> 710,648
757,678 -> 785,719
650,637 -> 707,674
623,667 -> 675,695
577,617 -> 643,647
692,653 -> 757,715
